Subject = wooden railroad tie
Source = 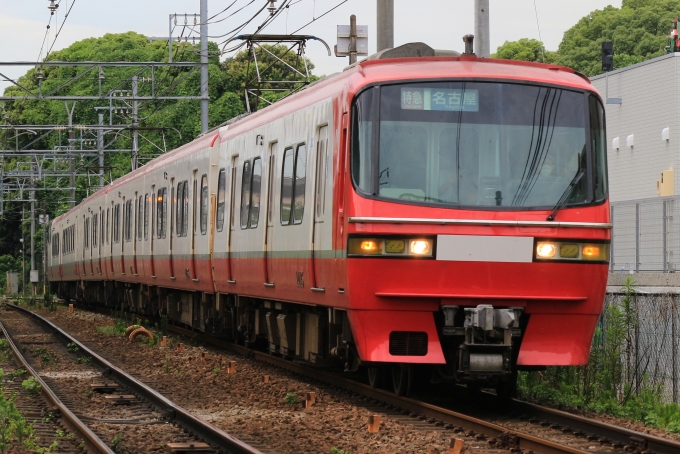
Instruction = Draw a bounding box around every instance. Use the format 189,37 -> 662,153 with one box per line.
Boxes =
90,382 -> 119,393
305,392 -> 316,408
367,414 -> 381,433
104,394 -> 137,405
166,442 -> 213,452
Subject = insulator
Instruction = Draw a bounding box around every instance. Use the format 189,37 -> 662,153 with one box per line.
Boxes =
184,14 -> 188,25
48,0 -> 58,12
194,14 -> 197,25
267,0 -> 277,16
174,14 -> 177,26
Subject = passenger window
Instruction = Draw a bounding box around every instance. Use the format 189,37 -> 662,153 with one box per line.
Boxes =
216,169 -> 226,232
157,189 -> 167,239
144,194 -> 149,240
280,148 -> 294,225
315,128 -> 327,220
200,175 -> 208,234
183,181 -> 189,236
106,208 -> 110,245
249,158 -> 262,228
137,196 -> 143,240
240,161 -> 253,229
293,144 -> 306,224
93,214 -> 98,247
176,182 -> 184,237
84,218 -> 89,249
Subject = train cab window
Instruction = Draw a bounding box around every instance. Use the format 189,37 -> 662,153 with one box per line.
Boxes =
281,144 -> 306,225
200,175 -> 208,234
216,169 -> 226,232
144,194 -> 149,240
52,234 -> 59,257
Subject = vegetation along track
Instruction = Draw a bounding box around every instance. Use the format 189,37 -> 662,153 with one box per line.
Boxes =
169,324 -> 680,454
1,303 -> 262,454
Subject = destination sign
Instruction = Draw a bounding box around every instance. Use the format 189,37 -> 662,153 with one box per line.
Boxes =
401,88 -> 479,112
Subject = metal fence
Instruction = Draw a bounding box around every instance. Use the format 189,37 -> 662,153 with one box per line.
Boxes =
611,196 -> 680,273
604,291 -> 680,403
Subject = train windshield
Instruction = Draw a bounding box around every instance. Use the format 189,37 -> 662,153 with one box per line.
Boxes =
351,81 -> 607,209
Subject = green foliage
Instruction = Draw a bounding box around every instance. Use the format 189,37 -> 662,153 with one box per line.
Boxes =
111,433 -> 125,454
21,377 -> 41,394
331,448 -> 351,454
7,369 -> 26,381
30,347 -> 58,366
284,392 -> 298,406
556,1 -> 680,75
493,38 -> 557,63
96,319 -> 127,336
213,366 -> 221,376
75,357 -> 91,365
66,342 -> 79,353
163,356 -> 171,374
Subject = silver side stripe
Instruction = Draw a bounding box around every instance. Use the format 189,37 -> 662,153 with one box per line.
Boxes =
348,217 -> 612,229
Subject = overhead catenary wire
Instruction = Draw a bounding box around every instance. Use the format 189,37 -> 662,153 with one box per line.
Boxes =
533,0 -> 545,63
46,0 -> 78,57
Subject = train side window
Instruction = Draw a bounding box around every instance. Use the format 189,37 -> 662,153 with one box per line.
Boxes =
157,188 -> 167,239
114,204 -> 121,243
176,182 -> 184,237
216,169 -> 226,232
144,194 -> 149,240
85,217 -> 89,249
183,180 -> 189,236
280,147 -> 294,225
240,161 -> 252,229
106,208 -> 110,245
200,175 -> 208,234
315,126 -> 327,220
126,200 -> 133,242
137,196 -> 143,240
93,214 -> 98,247
249,158 -> 262,228
293,143 -> 306,224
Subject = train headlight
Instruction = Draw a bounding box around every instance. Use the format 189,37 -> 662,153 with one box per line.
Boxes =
348,236 -> 434,258
536,242 -> 556,258
410,239 -> 432,255
534,240 -> 609,263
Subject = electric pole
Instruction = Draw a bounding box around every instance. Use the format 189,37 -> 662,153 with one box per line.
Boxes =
30,157 -> 36,296
349,15 -> 358,65
474,0 -> 490,58
377,0 -> 394,52
132,76 -> 139,171
200,0 -> 209,133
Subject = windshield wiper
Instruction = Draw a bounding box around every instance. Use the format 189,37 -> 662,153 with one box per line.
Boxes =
546,170 -> 585,221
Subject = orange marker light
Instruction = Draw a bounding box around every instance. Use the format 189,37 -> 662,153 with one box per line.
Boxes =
582,246 -> 600,257
360,240 -> 379,252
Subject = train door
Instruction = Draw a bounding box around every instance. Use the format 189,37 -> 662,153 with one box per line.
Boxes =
264,142 -> 277,285
108,204 -> 114,275
121,199 -> 127,276
169,180 -> 175,280
89,215 -> 94,276
81,215 -> 86,277
98,208 -> 103,275
190,172 -> 198,280
150,187 -> 156,278
311,126 -> 328,291
227,156 -> 238,284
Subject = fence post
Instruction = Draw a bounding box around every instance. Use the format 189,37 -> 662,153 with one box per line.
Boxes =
636,203 -> 640,273
664,201 -> 668,273
673,296 -> 678,403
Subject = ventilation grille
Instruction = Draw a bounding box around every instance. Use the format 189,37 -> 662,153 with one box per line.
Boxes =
389,331 -> 428,356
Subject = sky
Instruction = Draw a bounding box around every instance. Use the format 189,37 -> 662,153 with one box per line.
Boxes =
0,0 -> 622,92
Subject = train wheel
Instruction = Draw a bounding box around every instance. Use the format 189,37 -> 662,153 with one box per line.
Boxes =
391,364 -> 412,396
367,367 -> 385,389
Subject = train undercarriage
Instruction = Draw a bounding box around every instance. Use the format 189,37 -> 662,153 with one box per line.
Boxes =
54,280 -> 526,397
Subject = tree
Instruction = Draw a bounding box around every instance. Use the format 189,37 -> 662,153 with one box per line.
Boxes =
556,0 -> 680,76
493,38 -> 557,63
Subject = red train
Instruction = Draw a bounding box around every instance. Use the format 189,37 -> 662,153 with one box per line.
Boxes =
48,42 -> 610,396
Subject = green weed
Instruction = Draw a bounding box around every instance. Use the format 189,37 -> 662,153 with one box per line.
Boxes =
22,377 -> 41,394
284,392 -> 298,406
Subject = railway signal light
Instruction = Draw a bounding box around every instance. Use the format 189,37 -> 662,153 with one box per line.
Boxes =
601,42 -> 614,72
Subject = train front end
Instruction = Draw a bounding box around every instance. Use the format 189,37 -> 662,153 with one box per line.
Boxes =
344,57 -> 610,394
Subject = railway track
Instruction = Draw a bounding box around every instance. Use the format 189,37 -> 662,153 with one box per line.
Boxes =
1,303 -> 263,454
166,325 -> 680,454
7,301 -> 680,454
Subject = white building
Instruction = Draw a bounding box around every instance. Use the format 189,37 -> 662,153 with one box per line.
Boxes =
591,54 -> 679,203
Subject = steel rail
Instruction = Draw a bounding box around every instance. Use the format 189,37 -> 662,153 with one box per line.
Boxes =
8,304 -> 263,454
167,326 -> 586,454
0,320 -> 115,454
